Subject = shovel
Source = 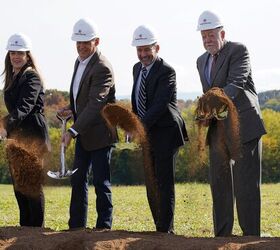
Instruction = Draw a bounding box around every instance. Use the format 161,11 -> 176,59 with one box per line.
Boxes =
47,113 -> 78,179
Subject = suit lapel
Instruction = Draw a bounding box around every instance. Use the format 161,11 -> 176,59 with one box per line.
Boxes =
199,53 -> 211,92
133,63 -> 141,87
132,62 -> 141,111
131,58 -> 161,111
144,57 -> 161,86
76,50 -> 99,100
70,60 -> 79,97
211,41 -> 228,85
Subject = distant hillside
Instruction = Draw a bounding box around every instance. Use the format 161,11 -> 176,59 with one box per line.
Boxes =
0,89 -> 279,126
258,90 -> 280,104
117,91 -> 202,101
258,89 -> 280,111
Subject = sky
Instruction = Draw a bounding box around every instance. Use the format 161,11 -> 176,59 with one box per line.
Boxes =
0,0 -> 279,99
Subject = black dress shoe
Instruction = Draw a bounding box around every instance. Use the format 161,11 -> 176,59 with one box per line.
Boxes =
157,229 -> 175,234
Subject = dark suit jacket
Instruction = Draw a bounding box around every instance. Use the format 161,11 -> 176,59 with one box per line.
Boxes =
132,57 -> 188,152
3,64 -> 50,151
69,49 -> 117,151
197,41 -> 266,143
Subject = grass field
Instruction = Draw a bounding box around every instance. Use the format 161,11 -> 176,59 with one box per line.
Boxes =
0,183 -> 279,237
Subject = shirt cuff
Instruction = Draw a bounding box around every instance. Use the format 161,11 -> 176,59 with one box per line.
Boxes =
68,127 -> 78,138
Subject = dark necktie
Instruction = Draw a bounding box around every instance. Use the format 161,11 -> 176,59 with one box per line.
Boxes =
137,67 -> 147,119
210,54 -> 218,81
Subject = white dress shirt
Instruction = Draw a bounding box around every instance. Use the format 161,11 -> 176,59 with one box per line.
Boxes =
73,53 -> 95,111
69,52 -> 95,136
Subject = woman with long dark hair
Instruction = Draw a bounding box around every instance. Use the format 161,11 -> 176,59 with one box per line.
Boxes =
0,33 -> 50,227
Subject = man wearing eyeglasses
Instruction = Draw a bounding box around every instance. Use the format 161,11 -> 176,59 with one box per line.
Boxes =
196,11 -> 266,237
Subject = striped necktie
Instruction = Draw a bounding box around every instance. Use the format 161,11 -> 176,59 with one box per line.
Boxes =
137,67 -> 147,119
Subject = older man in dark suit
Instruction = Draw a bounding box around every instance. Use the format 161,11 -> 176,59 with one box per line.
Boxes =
131,25 -> 188,233
58,18 -> 117,230
196,10 -> 266,236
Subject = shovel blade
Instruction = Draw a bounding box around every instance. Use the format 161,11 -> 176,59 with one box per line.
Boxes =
65,168 -> 78,177
47,168 -> 78,179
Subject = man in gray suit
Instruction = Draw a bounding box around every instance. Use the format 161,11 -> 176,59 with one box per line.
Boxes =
196,10 -> 266,236
58,18 -> 117,230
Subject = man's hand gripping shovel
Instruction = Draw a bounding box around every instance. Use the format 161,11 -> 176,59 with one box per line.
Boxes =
47,113 -> 78,179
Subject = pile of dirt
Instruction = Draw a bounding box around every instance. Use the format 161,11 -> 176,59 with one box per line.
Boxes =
0,227 -> 279,250
101,103 -> 159,227
5,140 -> 44,198
195,87 -> 240,163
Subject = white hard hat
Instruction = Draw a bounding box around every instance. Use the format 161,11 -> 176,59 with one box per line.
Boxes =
197,10 -> 223,31
6,33 -> 32,51
131,25 -> 158,47
71,18 -> 99,42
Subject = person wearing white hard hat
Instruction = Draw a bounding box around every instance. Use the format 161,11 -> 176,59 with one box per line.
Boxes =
131,25 -> 188,233
0,33 -> 50,227
57,18 -> 117,230
196,10 -> 266,236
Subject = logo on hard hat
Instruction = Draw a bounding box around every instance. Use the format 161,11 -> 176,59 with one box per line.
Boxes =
135,33 -> 147,41
197,11 -> 223,31
200,18 -> 211,25
75,29 -> 86,36
11,40 -> 21,47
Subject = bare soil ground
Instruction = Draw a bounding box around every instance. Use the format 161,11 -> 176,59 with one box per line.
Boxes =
0,227 -> 280,250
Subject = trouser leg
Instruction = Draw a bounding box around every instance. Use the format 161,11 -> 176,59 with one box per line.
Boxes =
209,125 -> 234,236
91,146 -> 113,229
154,148 -> 177,233
29,188 -> 44,227
15,190 -> 31,226
14,189 -> 44,227
68,138 -> 91,228
234,138 -> 261,236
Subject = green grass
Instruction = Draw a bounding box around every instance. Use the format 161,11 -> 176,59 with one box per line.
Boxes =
0,183 -> 279,237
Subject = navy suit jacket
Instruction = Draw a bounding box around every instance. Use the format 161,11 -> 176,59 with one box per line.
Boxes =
132,57 -> 188,151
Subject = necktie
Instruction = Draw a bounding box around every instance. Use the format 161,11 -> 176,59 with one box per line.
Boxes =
210,54 -> 218,81
137,67 -> 147,119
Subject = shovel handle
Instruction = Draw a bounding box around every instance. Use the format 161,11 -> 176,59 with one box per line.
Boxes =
60,142 -> 66,176
56,113 -> 72,135
56,113 -> 72,123
57,113 -> 72,174
47,113 -> 78,180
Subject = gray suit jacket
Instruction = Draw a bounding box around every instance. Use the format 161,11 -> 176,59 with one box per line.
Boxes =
197,41 -> 266,143
69,49 -> 117,151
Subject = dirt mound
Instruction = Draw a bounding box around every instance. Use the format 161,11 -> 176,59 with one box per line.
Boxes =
0,227 -> 279,250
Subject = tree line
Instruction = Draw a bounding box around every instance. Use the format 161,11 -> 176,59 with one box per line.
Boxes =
0,89 -> 279,184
